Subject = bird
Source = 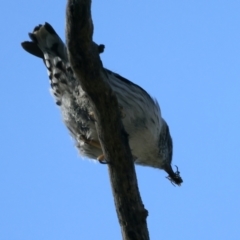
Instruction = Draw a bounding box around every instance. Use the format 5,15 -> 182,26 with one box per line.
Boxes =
21,22 -> 183,186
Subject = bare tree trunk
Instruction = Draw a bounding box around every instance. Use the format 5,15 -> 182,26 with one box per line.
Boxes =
66,1 -> 150,239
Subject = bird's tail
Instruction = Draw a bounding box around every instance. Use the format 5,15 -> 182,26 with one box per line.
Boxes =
21,23 -> 75,106
21,22 -> 68,62
21,23 -> 101,140
21,22 -> 105,106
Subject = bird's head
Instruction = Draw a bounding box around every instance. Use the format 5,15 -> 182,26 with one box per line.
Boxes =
159,119 -> 183,186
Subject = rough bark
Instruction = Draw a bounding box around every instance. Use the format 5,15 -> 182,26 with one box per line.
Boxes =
66,1 -> 150,239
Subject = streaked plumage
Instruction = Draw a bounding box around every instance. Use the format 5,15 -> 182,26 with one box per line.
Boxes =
22,23 -> 183,185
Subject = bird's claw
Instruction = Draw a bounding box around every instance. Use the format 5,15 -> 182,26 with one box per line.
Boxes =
97,154 -> 109,164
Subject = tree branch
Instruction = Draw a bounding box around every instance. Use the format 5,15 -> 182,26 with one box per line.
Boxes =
66,1 -> 150,239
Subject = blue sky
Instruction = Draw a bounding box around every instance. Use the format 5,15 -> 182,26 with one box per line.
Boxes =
1,1 -> 240,239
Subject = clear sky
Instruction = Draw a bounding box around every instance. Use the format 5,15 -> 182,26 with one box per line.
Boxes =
1,1 -> 240,239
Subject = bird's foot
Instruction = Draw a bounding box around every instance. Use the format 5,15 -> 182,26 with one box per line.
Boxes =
79,135 -> 101,149
79,135 -> 109,164
97,154 -> 109,164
